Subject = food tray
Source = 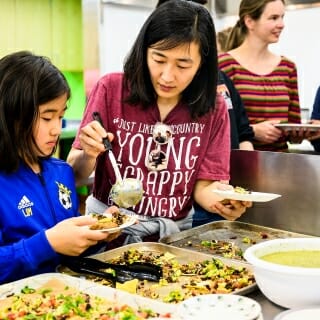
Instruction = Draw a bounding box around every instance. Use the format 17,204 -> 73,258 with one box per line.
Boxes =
0,273 -> 177,316
160,221 -> 311,262
58,242 -> 257,302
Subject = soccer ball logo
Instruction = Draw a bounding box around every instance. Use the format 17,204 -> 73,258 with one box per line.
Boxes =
56,182 -> 72,209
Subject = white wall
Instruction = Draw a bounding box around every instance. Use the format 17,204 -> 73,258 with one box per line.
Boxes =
99,4 -> 320,114
99,3 -> 152,74
273,7 -> 320,112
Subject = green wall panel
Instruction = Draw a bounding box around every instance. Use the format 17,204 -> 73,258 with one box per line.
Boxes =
0,1 -> 16,57
0,0 -> 85,120
0,0 -> 83,69
63,71 -> 86,120
52,0 -> 83,70
15,0 -> 52,57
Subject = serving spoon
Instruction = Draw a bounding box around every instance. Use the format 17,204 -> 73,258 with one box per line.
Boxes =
92,112 -> 143,208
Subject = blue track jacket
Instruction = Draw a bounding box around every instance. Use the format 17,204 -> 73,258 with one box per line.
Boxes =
0,158 -> 80,284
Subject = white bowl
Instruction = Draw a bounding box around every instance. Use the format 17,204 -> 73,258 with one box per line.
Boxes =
176,294 -> 262,320
244,237 -> 320,308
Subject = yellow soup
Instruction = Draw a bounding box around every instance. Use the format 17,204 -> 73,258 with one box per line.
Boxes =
261,250 -> 320,268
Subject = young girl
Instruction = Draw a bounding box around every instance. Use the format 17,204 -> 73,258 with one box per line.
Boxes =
0,51 -> 117,284
67,1 -> 252,244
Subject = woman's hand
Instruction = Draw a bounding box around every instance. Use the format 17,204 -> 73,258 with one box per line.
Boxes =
211,198 -> 252,221
193,180 -> 252,221
67,120 -> 115,184
300,120 -> 320,142
252,120 -> 282,143
79,120 -> 114,159
275,121 -> 320,143
45,215 -> 120,256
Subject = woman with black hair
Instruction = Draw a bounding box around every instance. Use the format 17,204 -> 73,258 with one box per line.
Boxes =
68,0 -> 251,243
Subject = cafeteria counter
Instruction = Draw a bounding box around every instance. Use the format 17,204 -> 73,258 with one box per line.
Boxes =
230,149 -> 320,237
229,148 -> 320,318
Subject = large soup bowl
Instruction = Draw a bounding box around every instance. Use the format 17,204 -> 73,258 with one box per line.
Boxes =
243,237 -> 320,309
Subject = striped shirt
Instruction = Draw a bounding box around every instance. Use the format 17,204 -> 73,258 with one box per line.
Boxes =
219,53 -> 301,151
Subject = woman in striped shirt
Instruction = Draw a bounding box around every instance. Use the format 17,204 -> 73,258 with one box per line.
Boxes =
218,0 -> 301,152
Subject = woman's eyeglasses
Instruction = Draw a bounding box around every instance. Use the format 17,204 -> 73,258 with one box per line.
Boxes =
146,122 -> 173,171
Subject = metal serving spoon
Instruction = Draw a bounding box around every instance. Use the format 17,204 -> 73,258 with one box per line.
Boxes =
92,112 -> 143,208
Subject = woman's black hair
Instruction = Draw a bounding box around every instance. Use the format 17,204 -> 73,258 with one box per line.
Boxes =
156,0 -> 208,8
123,0 -> 218,119
0,51 -> 70,173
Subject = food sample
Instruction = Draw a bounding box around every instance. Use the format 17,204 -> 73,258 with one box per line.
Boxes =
221,186 -> 251,205
0,279 -> 170,319
234,186 -> 251,194
89,209 -> 129,230
200,240 -> 244,259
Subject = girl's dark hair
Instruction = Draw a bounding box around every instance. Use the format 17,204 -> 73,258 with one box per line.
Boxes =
0,51 -> 70,173
123,0 -> 217,119
226,0 -> 285,50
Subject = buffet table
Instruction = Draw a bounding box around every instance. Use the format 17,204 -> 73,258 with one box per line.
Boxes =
157,220 -> 311,320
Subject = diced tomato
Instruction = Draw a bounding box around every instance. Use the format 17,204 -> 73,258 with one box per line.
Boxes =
161,312 -> 172,318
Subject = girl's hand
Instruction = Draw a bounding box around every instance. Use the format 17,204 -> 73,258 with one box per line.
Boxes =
45,215 -> 120,256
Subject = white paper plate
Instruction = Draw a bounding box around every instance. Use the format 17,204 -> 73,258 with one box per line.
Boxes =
212,189 -> 282,202
274,307 -> 320,320
274,123 -> 320,132
177,294 -> 262,320
88,213 -> 136,233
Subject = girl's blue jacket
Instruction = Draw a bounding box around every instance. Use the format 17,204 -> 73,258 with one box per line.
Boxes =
0,158 -> 80,284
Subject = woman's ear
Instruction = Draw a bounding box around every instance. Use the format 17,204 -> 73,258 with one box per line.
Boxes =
244,15 -> 255,31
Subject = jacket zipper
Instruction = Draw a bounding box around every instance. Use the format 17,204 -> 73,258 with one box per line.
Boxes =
37,172 -> 58,224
